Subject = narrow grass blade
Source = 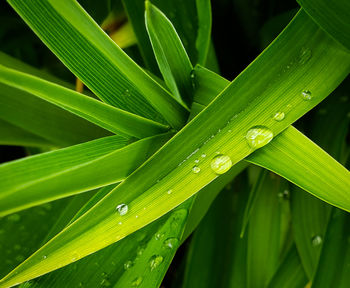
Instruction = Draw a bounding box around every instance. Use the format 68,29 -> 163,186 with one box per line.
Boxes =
0,119 -> 54,148
247,170 -> 289,287
0,133 -> 171,216
2,11 -> 350,286
267,245 -> 308,288
0,53 -> 111,147
145,1 -> 193,107
195,0 -> 212,66
312,209 -> 350,287
7,0 -> 188,129
0,65 -> 169,139
297,0 -> 350,51
183,174 -> 249,288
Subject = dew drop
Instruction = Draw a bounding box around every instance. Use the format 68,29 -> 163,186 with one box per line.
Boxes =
194,159 -> 199,163
71,252 -> 79,261
122,89 -> 130,97
273,112 -> 285,121
167,189 -> 173,195
246,126 -> 274,149
42,255 -> 47,260
116,204 -> 128,216
163,238 -> 179,249
210,154 -> 232,175
301,90 -> 313,101
298,47 -> 312,65
155,233 -> 164,240
137,246 -> 145,256
192,166 -> 201,174
149,255 -> 164,271
131,277 -> 143,287
100,279 -> 111,287
201,153 -> 206,158
124,260 -> 133,270
311,235 -> 323,247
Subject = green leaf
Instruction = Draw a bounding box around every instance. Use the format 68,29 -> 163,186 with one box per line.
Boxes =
297,0 -> 350,51
145,1 -> 193,107
7,0 -> 188,129
247,170 -> 290,287
0,119 -> 54,148
267,245 -> 308,288
0,64 -> 169,139
0,53 -> 111,147
195,0 -> 212,66
2,10 -> 350,286
0,133 -> 171,216
311,209 -> 350,287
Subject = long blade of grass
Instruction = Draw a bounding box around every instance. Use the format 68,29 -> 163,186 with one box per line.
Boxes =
1,10 -> 350,286
267,245 -> 308,288
0,119 -> 54,148
195,0 -> 212,66
0,65 -> 169,139
297,0 -> 350,51
0,133 -> 171,216
145,1 -> 193,107
0,52 -> 111,147
7,0 -> 188,129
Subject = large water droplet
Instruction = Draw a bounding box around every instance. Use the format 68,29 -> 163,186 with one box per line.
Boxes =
210,154 -> 232,175
301,90 -> 313,100
298,47 -> 312,65
124,260 -> 133,270
163,238 -> 179,249
246,126 -> 274,149
149,255 -> 164,271
131,277 -> 143,287
273,112 -> 285,121
311,235 -> 322,247
192,166 -> 201,174
116,204 -> 128,216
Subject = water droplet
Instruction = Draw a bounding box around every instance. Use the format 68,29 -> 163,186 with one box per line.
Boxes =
210,154 -> 232,175
122,89 -> 130,97
298,47 -> 312,65
118,221 -> 123,225
311,235 -> 322,247
137,246 -> 145,256
124,260 -> 133,270
273,112 -> 285,121
135,215 -> 139,219
201,153 -> 206,158
246,126 -> 274,149
163,238 -> 179,249
301,90 -> 313,101
131,277 -> 143,287
116,204 -> 128,216
7,214 -> 21,222
194,159 -> 199,163
167,189 -> 173,195
190,71 -> 196,89
192,166 -> 200,174
149,255 -> 164,271
42,255 -> 47,260
155,233 -> 164,240
228,129 -> 232,133
100,278 -> 111,287
278,189 -> 290,200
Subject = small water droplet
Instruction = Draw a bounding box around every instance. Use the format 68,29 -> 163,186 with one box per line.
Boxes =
228,129 -> 232,133
71,252 -> 79,261
194,159 -> 199,163
167,189 -> 173,195
273,112 -> 285,121
118,221 -> 123,225
163,238 -> 179,249
100,278 -> 111,287
298,47 -> 312,65
190,71 -> 196,89
7,214 -> 21,222
42,255 -> 47,260
116,204 -> 128,216
201,153 -> 206,158
137,246 -> 145,256
122,89 -> 130,97
246,126 -> 274,149
124,260 -> 133,270
149,255 -> 164,271
155,233 -> 164,240
131,277 -> 143,287
301,90 -> 313,101
210,154 -> 232,175
311,235 -> 322,247
135,215 -> 139,219
192,166 -> 201,174
278,189 -> 290,200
